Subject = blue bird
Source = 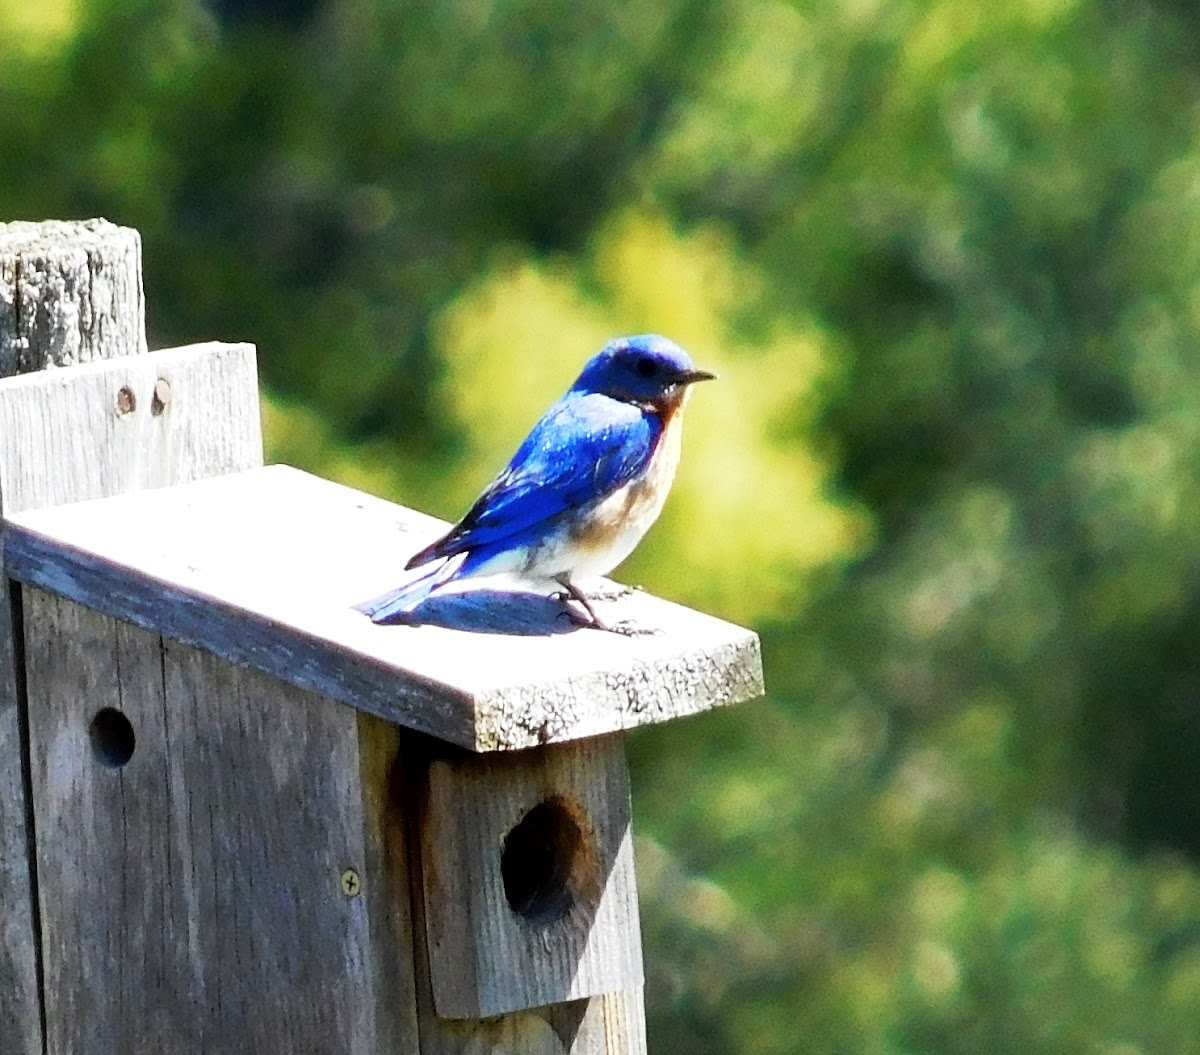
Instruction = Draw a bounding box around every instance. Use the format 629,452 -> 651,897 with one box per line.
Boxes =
355,334 -> 716,631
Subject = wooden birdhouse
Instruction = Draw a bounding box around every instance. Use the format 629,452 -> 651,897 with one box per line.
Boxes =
0,221 -> 764,1055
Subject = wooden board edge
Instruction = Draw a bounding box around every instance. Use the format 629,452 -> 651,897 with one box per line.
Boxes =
3,524 -> 479,750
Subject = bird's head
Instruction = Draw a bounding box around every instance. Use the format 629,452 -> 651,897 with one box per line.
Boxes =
571,334 -> 717,411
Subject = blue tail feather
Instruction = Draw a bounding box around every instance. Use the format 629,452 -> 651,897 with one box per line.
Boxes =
354,559 -> 459,624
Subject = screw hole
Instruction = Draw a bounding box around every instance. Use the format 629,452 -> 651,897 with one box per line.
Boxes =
501,797 -> 597,927
115,386 -> 136,415
151,378 -> 171,415
90,708 -> 135,769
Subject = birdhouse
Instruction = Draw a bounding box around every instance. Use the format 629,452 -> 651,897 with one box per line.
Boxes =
0,221 -> 763,1055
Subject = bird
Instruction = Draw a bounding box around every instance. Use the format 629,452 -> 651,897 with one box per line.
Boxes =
354,334 -> 716,632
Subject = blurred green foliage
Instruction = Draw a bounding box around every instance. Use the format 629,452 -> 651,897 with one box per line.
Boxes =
7,0 -> 1200,1049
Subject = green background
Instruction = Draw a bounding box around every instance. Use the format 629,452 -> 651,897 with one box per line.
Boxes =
6,0 -> 1200,1049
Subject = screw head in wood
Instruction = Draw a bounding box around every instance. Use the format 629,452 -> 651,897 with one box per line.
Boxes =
340,868 -> 361,897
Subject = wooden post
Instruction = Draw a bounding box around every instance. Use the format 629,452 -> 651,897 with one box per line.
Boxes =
0,219 -> 147,1055
0,220 -> 262,1055
0,218 -> 146,373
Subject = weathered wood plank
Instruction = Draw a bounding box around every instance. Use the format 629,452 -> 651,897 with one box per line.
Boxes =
0,586 -> 38,1055
1,219 -> 153,1055
23,588 -> 419,1054
0,342 -> 262,1054
396,730 -> 647,1054
0,341 -> 261,511
421,734 -> 642,1018
3,465 -> 764,751
545,990 -> 649,1055
355,713 -> 423,1051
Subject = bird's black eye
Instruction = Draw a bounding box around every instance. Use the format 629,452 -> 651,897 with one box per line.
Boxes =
635,355 -> 658,379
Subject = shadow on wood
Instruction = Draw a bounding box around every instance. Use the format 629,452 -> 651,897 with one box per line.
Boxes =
368,587 -> 581,636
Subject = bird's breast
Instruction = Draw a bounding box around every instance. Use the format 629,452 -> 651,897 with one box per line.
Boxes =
553,408 -> 685,579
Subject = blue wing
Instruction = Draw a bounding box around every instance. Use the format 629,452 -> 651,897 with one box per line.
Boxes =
406,391 -> 661,568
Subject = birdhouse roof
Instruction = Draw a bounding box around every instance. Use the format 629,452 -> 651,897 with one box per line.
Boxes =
4,465 -> 763,751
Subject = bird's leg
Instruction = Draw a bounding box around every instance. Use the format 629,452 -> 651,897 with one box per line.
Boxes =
554,575 -> 607,629
553,575 -> 659,636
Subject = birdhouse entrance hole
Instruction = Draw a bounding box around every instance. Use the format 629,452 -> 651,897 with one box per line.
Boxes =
89,708 -> 136,769
501,796 -> 599,926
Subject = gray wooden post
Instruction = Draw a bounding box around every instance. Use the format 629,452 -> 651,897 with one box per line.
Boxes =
1,221 -> 763,1054
0,219 -> 148,1055
0,220 -> 262,1054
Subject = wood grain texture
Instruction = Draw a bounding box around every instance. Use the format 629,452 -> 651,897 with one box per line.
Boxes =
3,465 -> 764,752
545,990 -> 648,1055
0,219 -> 146,373
355,713 -> 423,1051
2,221 -> 164,1055
0,336 -> 262,1055
23,588 -> 419,1054
421,735 -> 641,1018
0,340 -> 262,511
0,583 -> 38,1055
397,731 -> 648,1055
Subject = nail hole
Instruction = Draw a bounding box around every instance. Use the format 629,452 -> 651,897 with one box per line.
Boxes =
115,386 -> 136,415
90,708 -> 135,768
501,796 -> 597,926
151,378 -> 171,415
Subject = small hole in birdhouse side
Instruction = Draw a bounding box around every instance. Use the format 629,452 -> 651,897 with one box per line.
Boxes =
115,386 -> 136,415
151,378 -> 171,415
501,796 -> 598,927
90,708 -> 136,768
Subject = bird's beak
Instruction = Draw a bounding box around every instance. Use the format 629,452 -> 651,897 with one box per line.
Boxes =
677,368 -> 718,385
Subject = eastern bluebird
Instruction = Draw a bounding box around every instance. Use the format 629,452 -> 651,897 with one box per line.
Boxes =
355,334 -> 716,632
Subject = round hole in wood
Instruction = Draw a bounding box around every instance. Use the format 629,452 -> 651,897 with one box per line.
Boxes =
89,708 -> 135,768
501,796 -> 596,927
151,377 -> 171,415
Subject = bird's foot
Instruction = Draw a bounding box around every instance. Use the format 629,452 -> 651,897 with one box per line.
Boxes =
556,604 -> 661,636
553,576 -> 659,635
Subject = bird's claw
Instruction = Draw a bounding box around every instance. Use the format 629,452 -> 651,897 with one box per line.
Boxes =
552,577 -> 659,634
555,603 -> 660,636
